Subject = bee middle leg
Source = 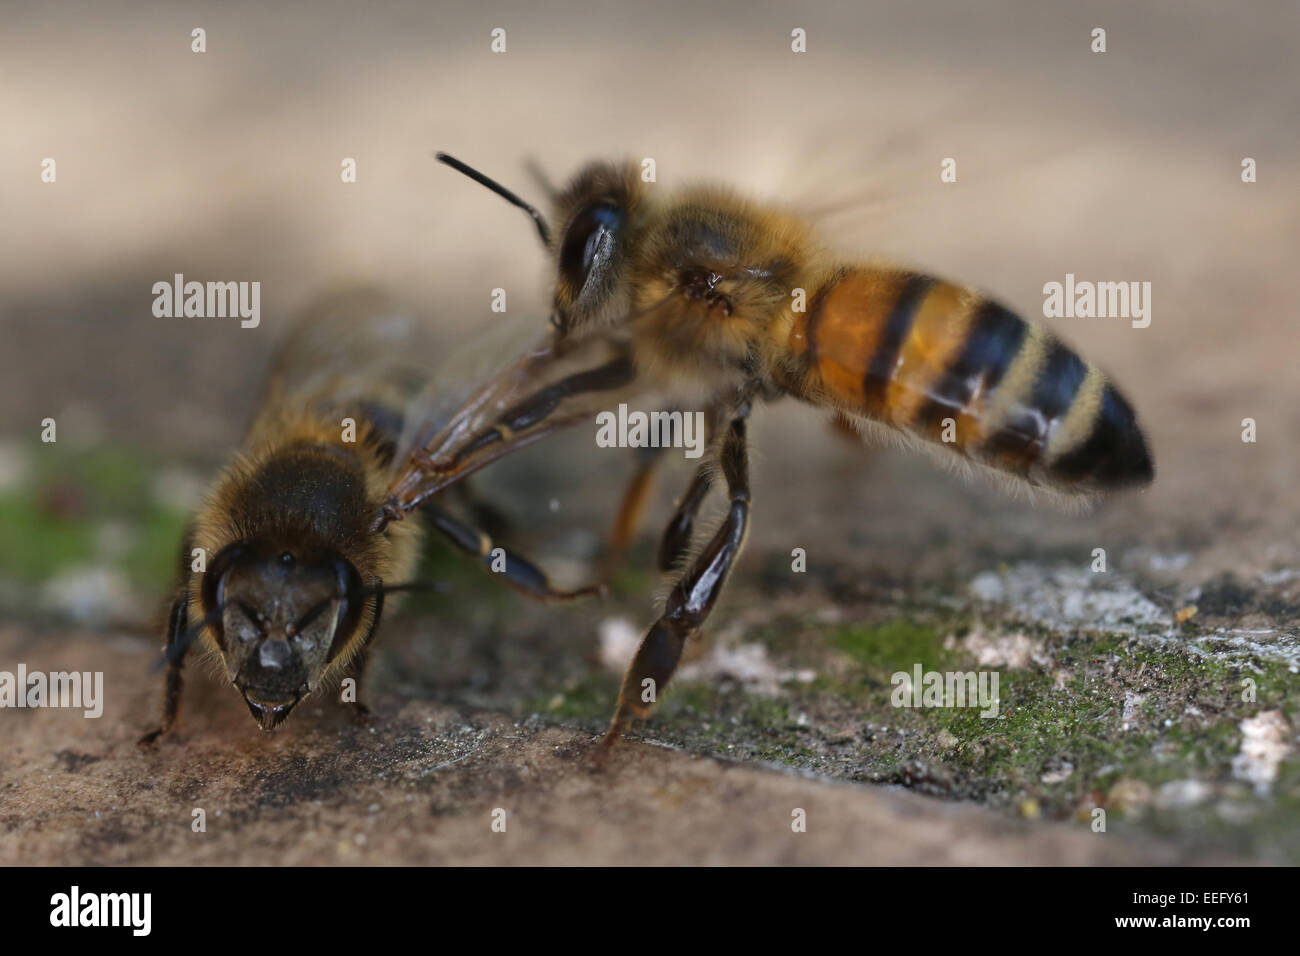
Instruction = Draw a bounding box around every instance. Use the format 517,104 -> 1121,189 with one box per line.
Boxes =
426,505 -> 605,602
137,595 -> 189,747
656,462 -> 713,573
602,446 -> 667,582
599,413 -> 750,756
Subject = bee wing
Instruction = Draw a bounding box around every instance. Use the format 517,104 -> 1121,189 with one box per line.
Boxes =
256,287 -> 596,525
246,288 -> 436,452
390,309 -> 555,477
382,327 -> 632,522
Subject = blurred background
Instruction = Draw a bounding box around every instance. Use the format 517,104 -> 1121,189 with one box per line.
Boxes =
1,0 -> 1298,864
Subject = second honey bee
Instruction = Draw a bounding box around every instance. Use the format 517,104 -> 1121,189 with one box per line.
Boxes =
378,153 -> 1155,755
140,291 -> 599,744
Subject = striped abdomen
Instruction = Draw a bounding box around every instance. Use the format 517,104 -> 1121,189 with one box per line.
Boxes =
789,269 -> 1153,491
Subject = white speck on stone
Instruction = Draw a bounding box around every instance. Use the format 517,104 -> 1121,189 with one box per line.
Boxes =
1259,568 -> 1300,586
678,641 -> 816,695
597,617 -> 641,672
1121,693 -> 1142,728
949,627 -> 1041,669
1041,763 -> 1073,784
1156,779 -> 1213,809
0,441 -> 31,492
814,606 -> 844,624
985,563 -> 1170,633
969,571 -> 1005,603
41,565 -> 143,624
1147,552 -> 1192,572
1231,710 -> 1293,796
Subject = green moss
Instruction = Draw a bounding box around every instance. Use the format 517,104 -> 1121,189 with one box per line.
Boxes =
525,671 -> 619,723
0,442 -> 174,588
826,619 -> 955,676
122,508 -> 189,588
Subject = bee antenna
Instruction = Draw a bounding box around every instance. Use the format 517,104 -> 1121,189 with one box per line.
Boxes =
359,580 -> 449,598
436,152 -> 551,246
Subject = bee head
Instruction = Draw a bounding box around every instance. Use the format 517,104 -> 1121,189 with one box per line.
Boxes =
549,161 -> 643,337
203,542 -> 365,731
432,152 -> 643,338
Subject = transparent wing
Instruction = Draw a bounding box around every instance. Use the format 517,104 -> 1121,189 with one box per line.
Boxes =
248,288 -> 572,492
391,309 -> 555,474
381,329 -> 634,524
246,287 -> 436,451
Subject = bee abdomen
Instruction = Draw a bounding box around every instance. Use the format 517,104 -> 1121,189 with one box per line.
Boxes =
796,269 -> 1153,491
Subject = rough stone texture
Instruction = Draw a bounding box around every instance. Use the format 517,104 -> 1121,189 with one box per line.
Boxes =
0,627 -> 1234,866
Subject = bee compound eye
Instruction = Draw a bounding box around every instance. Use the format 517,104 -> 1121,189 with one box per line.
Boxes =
559,202 -> 624,293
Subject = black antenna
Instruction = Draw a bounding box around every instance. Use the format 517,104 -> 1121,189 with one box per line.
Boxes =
436,152 -> 551,246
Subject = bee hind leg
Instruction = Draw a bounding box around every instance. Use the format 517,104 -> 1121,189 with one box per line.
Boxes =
598,414 -> 750,760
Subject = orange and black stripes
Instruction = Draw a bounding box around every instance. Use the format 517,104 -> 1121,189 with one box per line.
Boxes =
792,268 -> 1152,491
910,298 -> 1028,440
863,274 -> 935,410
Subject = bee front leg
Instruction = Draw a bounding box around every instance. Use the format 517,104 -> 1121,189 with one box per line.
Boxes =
138,596 -> 189,748
341,585 -> 385,724
343,648 -> 373,724
599,414 -> 750,757
426,506 -> 605,602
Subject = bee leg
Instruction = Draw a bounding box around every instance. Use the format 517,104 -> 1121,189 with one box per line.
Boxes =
599,415 -> 750,757
446,356 -> 636,471
377,355 -> 635,530
656,464 -> 713,573
342,585 -> 385,724
138,596 -> 189,747
602,446 -> 666,582
449,479 -> 513,540
343,648 -> 373,724
426,505 -> 605,602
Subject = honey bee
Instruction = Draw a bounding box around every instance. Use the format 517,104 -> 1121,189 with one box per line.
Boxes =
375,154 -> 1155,756
139,290 -> 599,744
